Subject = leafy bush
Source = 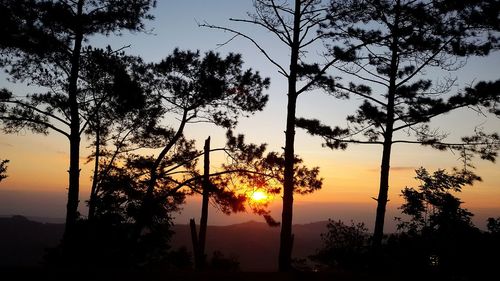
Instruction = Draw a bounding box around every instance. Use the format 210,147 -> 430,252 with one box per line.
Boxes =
311,219 -> 369,270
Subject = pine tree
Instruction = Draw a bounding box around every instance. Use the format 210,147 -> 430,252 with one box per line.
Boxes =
0,0 -> 156,242
201,0 -> 360,270
298,0 -> 500,247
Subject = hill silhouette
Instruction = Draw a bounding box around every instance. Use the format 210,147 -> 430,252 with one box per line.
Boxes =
0,215 -> 64,267
0,216 -> 327,271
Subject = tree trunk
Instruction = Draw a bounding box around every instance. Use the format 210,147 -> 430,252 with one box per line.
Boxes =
372,139 -> 393,247
189,218 -> 200,269
197,136 -> 211,270
372,0 -> 400,248
88,117 -> 100,221
135,110 -> 188,235
64,0 -> 84,243
278,0 -> 301,272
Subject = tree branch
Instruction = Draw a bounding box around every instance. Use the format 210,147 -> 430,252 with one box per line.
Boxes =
5,99 -> 71,126
0,116 -> 70,138
199,22 -> 289,77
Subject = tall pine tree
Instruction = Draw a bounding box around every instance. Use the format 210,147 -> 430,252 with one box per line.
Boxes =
298,0 -> 500,247
0,0 -> 156,242
201,0 -> 364,270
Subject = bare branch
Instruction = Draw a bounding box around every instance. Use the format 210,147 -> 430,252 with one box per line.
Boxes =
270,0 -> 293,42
396,36 -> 455,88
167,168 -> 277,195
200,22 -> 289,77
229,17 -> 291,46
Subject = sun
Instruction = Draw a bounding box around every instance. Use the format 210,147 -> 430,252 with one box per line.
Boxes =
250,190 -> 269,202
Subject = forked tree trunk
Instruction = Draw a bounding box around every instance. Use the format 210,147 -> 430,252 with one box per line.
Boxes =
198,137 -> 211,269
135,110 -> 188,236
191,137 -> 211,270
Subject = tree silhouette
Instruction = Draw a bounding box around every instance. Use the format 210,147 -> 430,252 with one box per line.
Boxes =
91,120 -> 321,269
464,80 -> 500,118
189,134 -> 270,270
487,217 -> 500,234
0,0 -> 156,242
0,89 -> 10,183
186,131 -> 322,270
394,167 -> 485,277
397,167 -> 480,234
0,158 -> 8,182
311,219 -> 369,270
201,0 -> 362,270
297,0 -> 500,247
82,141 -> 187,267
92,130 -> 272,268
80,49 -> 160,221
132,48 -> 270,238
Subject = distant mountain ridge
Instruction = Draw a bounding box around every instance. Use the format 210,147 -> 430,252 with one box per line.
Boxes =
0,215 -> 65,224
0,216 -> 327,271
0,215 -> 65,267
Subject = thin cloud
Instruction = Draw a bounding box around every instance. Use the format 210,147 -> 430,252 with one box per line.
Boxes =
368,166 -> 416,172
0,142 -> 13,147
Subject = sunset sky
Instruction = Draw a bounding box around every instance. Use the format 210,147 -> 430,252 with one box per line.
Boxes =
1,0 -> 499,231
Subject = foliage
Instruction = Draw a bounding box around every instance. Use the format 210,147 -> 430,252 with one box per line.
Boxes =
0,0 -> 157,238
311,167 -> 499,279
70,47 -> 271,239
202,0 -> 347,270
390,167 -> 489,278
44,218 -> 187,270
487,217 -> 500,234
208,251 -> 240,272
82,48 -> 165,220
82,153 -> 187,267
0,159 -> 8,182
299,0 -> 500,154
61,142 -> 192,269
297,0 -> 500,246
92,153 -> 188,226
468,80 -> 500,117
311,220 -> 369,270
134,51 -> 268,239
151,48 -> 269,129
396,167 -> 480,234
222,129 -> 323,225
0,0 -> 156,95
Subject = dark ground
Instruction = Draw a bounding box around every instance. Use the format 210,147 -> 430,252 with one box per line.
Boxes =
1,216 -> 489,281
0,216 -> 327,271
